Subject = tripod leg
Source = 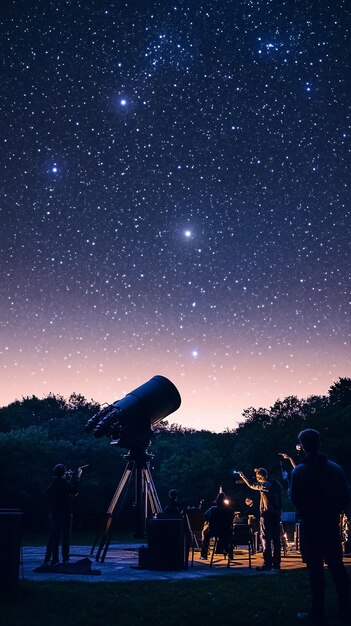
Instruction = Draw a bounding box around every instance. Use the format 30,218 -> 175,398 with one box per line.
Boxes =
280,522 -> 288,557
95,514 -> 113,563
107,463 -> 134,515
144,464 -> 163,514
91,514 -> 110,557
133,460 -> 162,538
134,463 -> 145,538
100,519 -> 114,563
93,462 -> 134,561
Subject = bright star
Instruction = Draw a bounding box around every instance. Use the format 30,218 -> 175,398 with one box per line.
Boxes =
120,99 -> 127,106
185,230 -> 192,238
192,350 -> 198,358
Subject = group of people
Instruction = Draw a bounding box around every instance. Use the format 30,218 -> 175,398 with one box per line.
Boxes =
187,466 -> 282,568
45,429 -> 350,624
165,428 -> 351,624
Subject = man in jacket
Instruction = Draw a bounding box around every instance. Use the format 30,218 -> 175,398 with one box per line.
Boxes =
290,429 -> 350,624
238,467 -> 282,571
44,463 -> 81,565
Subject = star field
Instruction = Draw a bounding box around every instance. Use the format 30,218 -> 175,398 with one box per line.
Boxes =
0,0 -> 350,431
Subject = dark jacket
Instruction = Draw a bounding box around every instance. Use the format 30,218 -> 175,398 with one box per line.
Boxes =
163,501 -> 183,517
204,504 -> 233,537
290,454 -> 349,521
47,476 -> 78,517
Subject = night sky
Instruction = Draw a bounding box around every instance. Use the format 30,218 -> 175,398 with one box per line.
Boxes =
1,0 -> 350,431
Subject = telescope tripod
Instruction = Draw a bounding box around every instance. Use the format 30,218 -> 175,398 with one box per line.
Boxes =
91,450 -> 162,562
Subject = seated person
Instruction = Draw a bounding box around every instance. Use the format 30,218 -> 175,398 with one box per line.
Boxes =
235,497 -> 257,521
200,492 -> 234,559
163,489 -> 183,517
240,497 -> 260,531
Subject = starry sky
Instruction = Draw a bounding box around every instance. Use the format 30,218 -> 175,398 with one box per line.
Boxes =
1,0 -> 350,432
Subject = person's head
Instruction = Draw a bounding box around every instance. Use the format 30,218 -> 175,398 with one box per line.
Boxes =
168,489 -> 178,501
297,429 -> 320,455
255,467 -> 267,482
53,463 -> 66,477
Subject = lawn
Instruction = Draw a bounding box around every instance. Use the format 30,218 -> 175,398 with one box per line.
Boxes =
2,567 -> 350,626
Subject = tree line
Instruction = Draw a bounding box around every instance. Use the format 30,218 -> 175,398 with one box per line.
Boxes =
0,378 -> 350,531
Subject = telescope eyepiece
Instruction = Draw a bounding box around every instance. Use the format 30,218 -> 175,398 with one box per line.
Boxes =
85,404 -> 114,433
92,406 -> 121,437
85,375 -> 181,450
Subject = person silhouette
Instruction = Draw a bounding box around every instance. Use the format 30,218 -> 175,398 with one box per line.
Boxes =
291,429 -> 351,624
238,468 -> 282,571
200,492 -> 234,560
44,464 -> 81,565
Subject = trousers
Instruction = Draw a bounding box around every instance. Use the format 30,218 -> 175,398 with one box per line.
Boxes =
45,512 -> 73,563
260,511 -> 281,568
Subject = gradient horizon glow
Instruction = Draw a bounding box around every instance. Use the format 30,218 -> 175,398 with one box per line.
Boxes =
0,1 -> 350,432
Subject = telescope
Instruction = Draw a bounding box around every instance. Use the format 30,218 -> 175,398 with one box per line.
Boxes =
85,375 -> 181,451
85,375 -> 182,555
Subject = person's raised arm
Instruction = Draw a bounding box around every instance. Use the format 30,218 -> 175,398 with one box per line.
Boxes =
278,453 -> 296,468
237,471 -> 259,490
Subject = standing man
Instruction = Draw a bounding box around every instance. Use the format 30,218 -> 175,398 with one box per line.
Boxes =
44,463 -> 82,565
238,467 -> 282,571
290,429 -> 350,624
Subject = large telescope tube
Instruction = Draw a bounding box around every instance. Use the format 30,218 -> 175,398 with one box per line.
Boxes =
85,375 -> 181,449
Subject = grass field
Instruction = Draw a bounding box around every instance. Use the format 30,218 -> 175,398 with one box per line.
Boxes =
2,567 -> 350,626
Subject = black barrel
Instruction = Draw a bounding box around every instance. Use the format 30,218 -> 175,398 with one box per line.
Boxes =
146,518 -> 186,570
0,509 -> 23,593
